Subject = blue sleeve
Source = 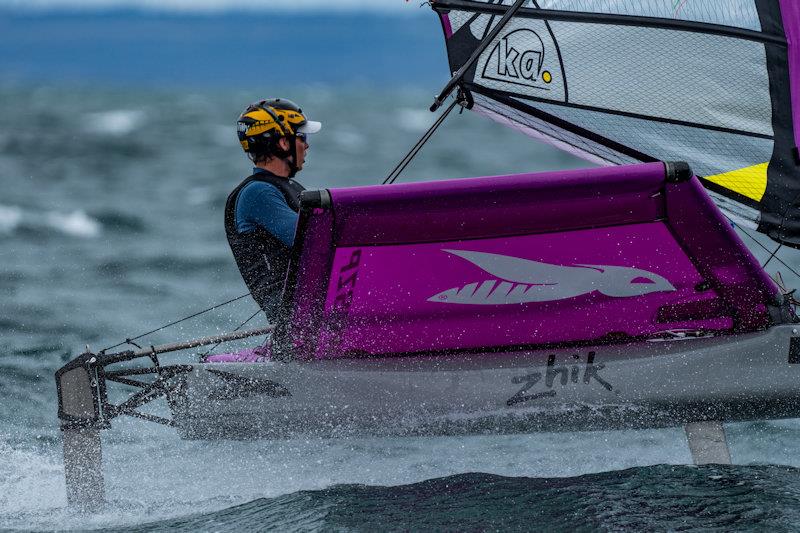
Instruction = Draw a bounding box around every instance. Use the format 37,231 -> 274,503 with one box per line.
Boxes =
235,182 -> 299,246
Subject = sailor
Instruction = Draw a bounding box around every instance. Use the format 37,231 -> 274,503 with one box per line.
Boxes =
225,98 -> 321,321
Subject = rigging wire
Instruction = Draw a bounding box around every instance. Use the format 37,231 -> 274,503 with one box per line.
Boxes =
763,243 -> 783,269
729,223 -> 800,309
199,307 -> 265,359
383,97 -> 460,185
100,216 -> 297,354
734,222 -> 800,280
100,292 -> 252,353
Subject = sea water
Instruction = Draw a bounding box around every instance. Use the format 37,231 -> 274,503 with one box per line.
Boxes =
4,11 -> 800,532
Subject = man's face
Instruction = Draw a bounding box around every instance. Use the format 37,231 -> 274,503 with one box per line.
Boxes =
277,134 -> 309,172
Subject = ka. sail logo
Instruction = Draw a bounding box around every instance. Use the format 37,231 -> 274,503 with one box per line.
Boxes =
478,23 -> 566,100
429,250 -> 675,305
484,29 -> 550,86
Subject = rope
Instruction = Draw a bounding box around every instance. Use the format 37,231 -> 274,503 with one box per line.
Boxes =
383,97 -> 460,185
100,292 -> 252,353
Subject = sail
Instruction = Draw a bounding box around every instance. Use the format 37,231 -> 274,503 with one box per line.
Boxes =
432,0 -> 800,246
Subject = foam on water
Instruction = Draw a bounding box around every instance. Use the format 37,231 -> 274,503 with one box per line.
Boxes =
45,210 -> 102,238
0,204 -> 22,234
211,125 -> 236,148
0,423 -> 686,529
186,186 -> 213,206
330,127 -> 367,152
0,436 -> 66,520
84,110 -> 145,136
0,204 -> 101,238
396,108 -> 435,133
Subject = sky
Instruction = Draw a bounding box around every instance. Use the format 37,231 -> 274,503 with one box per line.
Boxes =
0,0 -> 413,11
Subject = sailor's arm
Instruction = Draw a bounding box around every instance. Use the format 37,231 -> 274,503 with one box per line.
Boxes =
235,182 -> 299,245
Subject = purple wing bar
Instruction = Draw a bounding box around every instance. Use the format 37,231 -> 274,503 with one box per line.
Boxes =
277,162 -> 781,360
781,0 -> 800,154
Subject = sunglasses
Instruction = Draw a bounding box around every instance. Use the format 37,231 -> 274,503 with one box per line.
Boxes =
296,132 -> 309,145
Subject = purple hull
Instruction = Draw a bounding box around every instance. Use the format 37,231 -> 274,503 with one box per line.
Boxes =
279,162 -> 781,360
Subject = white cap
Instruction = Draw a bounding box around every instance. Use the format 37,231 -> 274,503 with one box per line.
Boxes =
297,120 -> 322,134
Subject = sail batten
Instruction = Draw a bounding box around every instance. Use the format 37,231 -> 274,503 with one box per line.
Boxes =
433,0 -> 800,246
471,85 -> 776,140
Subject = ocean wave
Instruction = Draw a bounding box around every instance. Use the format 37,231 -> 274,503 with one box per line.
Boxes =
94,211 -> 147,233
84,110 -> 145,136
211,125 -> 237,148
141,254 -> 230,271
187,186 -> 214,206
0,434 -> 68,527
15,466 -> 794,532
396,107 -> 435,133
45,210 -> 102,238
0,204 -> 22,234
331,127 -> 367,152
0,204 -> 102,238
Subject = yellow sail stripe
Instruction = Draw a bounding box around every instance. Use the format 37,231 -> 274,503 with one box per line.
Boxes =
704,162 -> 769,202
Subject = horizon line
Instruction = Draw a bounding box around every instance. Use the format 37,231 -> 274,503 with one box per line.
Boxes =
0,0 -> 425,14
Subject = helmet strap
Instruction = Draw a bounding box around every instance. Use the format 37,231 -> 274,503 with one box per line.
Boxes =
266,136 -> 297,177
262,105 -> 299,177
287,137 -> 299,178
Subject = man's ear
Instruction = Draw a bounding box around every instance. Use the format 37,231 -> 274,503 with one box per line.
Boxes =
278,137 -> 290,151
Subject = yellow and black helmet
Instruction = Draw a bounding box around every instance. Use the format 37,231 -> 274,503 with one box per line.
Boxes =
236,98 -> 321,158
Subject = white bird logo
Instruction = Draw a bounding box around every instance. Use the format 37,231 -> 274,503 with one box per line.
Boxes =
428,250 -> 676,305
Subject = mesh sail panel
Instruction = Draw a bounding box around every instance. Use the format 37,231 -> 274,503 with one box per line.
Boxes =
434,0 -> 800,245
446,1 -> 763,35
537,0 -> 762,30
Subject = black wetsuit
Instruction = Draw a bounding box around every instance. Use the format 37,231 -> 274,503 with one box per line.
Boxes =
224,169 -> 305,321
